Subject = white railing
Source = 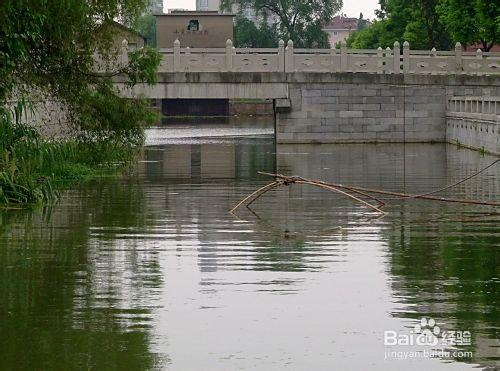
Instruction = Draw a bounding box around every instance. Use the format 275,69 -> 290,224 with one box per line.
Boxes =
154,39 -> 500,75
448,96 -> 500,115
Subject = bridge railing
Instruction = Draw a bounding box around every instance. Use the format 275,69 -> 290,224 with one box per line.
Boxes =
448,96 -> 499,116
155,39 -> 500,75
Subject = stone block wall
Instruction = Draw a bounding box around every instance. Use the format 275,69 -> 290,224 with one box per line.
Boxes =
277,84 -> 445,143
275,73 -> 499,146
6,92 -> 73,139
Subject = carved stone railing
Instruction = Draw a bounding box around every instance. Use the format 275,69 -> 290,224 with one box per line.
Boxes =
155,39 -> 500,75
447,96 -> 499,124
446,96 -> 499,154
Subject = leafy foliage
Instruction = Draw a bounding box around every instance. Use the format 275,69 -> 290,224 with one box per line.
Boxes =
0,0 -> 161,205
233,16 -> 280,47
348,0 -> 497,51
136,14 -> 157,46
221,0 -> 342,48
0,0 -> 160,134
0,104 -> 139,205
347,0 -> 451,49
437,0 -> 499,51
357,13 -> 369,31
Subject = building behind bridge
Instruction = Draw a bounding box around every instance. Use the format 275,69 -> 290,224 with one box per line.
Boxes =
322,15 -> 372,48
156,11 -> 234,48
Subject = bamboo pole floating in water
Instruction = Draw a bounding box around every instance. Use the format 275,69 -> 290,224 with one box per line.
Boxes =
230,175 -> 386,214
229,181 -> 283,214
292,180 -> 386,213
230,164 -> 500,215
257,172 -> 500,207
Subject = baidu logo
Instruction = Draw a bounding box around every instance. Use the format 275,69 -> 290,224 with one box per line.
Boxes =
383,317 -> 473,360
384,317 -> 441,346
384,317 -> 472,347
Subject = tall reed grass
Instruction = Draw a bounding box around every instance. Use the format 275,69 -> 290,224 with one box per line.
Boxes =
0,102 -> 139,206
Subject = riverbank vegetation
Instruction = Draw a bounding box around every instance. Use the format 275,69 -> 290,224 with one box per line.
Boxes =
0,103 -> 142,205
0,0 -> 161,206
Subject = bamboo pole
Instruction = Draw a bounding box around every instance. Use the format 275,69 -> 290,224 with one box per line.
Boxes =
230,177 -> 385,214
229,181 -> 282,213
258,172 -> 500,207
246,181 -> 284,208
293,180 -> 386,213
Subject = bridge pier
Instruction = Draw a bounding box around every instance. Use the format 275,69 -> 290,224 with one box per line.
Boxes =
274,74 -> 499,148
275,74 -> 447,144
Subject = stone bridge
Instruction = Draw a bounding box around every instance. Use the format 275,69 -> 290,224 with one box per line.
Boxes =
115,42 -> 500,154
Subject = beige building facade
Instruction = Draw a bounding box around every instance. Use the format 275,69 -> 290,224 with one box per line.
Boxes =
156,11 -> 234,48
196,0 -> 221,11
322,16 -> 362,48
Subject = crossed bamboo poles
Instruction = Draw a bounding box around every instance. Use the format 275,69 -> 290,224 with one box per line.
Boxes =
229,168 -> 500,215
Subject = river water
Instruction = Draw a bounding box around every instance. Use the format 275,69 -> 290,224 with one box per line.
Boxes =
0,119 -> 499,370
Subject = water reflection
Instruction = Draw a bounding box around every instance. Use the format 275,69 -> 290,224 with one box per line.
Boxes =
0,123 -> 499,369
278,143 -> 499,368
0,180 -> 166,370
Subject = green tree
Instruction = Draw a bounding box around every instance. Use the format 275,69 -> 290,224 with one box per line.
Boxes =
347,0 -> 452,50
358,13 -> 368,31
136,14 -> 157,46
347,20 -> 392,48
221,0 -> 342,48
233,16 -> 280,47
0,0 -> 161,141
437,0 -> 499,51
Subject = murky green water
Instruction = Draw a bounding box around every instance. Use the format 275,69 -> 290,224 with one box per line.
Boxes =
1,120 -> 499,370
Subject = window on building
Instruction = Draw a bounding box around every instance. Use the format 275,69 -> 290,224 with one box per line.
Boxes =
198,0 -> 208,7
188,20 -> 199,31
333,31 -> 338,35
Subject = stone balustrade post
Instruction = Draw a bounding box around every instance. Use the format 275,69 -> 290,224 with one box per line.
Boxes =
340,41 -> 347,71
393,41 -> 401,74
278,39 -> 285,72
476,49 -> 483,76
330,47 -> 337,72
403,41 -> 410,73
386,47 -> 392,74
455,42 -> 462,74
173,39 -> 181,72
376,47 -> 383,74
285,40 -> 294,73
226,39 -> 233,71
